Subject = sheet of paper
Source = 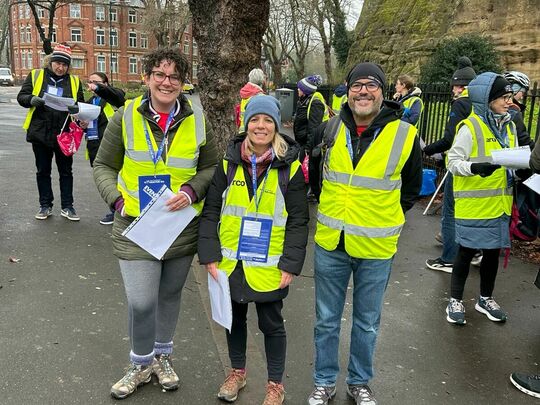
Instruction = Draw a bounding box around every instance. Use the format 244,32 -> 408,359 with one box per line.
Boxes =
207,270 -> 232,332
490,146 -> 531,169
523,173 -> 540,195
42,92 -> 75,111
74,102 -> 101,121
122,185 -> 198,260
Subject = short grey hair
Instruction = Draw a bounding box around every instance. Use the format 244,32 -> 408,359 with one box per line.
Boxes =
248,68 -> 265,85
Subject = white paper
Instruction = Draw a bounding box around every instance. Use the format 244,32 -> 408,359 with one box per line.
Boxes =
42,92 -> 75,111
523,174 -> 540,195
490,146 -> 531,169
207,270 -> 232,332
74,102 -> 101,121
122,185 -> 198,260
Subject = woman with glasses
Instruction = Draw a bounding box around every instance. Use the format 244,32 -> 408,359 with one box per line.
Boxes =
445,73 -> 521,325
80,72 -> 125,224
93,48 -> 218,399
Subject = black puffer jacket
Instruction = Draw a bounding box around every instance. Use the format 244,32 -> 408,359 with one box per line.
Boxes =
198,134 -> 309,303
293,94 -> 325,149
17,68 -> 84,147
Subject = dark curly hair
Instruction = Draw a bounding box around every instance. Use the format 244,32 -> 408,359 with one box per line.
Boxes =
141,48 -> 189,83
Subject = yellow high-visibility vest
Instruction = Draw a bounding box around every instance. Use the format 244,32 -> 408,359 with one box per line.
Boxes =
218,159 -> 300,292
402,96 -> 424,127
453,112 -> 516,220
238,97 -> 251,133
315,119 -> 417,259
331,94 -> 347,114
117,96 -> 206,217
307,92 -> 329,122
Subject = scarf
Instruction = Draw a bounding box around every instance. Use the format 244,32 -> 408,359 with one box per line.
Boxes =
241,138 -> 274,179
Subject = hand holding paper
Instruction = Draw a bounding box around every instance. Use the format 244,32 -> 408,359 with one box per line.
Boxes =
490,146 -> 531,169
73,102 -> 101,121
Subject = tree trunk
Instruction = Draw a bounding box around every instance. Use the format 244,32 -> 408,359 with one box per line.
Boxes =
272,62 -> 283,87
188,0 -> 269,154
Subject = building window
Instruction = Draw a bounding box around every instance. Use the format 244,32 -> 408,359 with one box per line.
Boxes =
37,7 -> 46,19
95,5 -> 105,21
128,10 -> 137,24
21,51 -> 27,69
192,62 -> 198,79
72,57 -> 84,69
140,33 -> 148,49
193,41 -> 198,56
25,26 -> 32,42
18,5 -> 23,19
70,28 -> 82,42
27,51 -> 33,69
50,27 -> 57,43
25,5 -> 30,19
109,30 -> 118,47
70,4 -> 81,19
111,55 -> 118,73
39,51 -> 45,66
20,26 -> 25,43
128,32 -> 137,48
110,8 -> 117,23
96,29 -> 105,46
129,57 -> 137,74
97,55 -> 106,72
183,39 -> 189,54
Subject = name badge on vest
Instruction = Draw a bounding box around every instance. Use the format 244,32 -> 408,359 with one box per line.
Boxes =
138,175 -> 171,212
237,217 -> 273,263
46,85 -> 63,97
86,120 -> 99,140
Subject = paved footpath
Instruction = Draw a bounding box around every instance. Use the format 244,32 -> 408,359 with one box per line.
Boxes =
0,97 -> 538,404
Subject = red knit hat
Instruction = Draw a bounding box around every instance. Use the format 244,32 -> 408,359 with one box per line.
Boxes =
51,43 -> 72,66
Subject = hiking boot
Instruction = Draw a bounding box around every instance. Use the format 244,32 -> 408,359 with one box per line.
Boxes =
446,298 -> 466,325
346,384 -> 377,405
471,252 -> 483,267
425,258 -> 453,273
152,354 -> 179,390
35,206 -> 52,220
99,212 -> 114,225
262,381 -> 285,405
60,207 -> 80,221
475,296 -> 507,322
435,232 -> 443,244
110,363 -> 152,399
218,369 -> 246,402
510,372 -> 540,398
307,385 -> 336,405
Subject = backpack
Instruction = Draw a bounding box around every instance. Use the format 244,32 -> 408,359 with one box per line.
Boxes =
225,161 -> 291,196
510,181 -> 539,241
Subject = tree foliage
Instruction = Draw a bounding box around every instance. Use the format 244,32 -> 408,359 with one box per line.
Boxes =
420,34 -> 503,84
140,0 -> 190,47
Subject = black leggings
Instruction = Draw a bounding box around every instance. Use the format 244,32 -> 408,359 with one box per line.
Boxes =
451,246 -> 501,300
226,300 -> 286,383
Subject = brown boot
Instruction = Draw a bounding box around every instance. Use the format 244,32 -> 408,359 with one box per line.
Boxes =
217,368 -> 247,402
262,381 -> 285,405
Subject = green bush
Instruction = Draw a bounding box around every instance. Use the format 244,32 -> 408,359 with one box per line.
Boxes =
420,34 -> 503,84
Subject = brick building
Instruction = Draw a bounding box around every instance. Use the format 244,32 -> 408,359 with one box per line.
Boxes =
9,1 -> 199,85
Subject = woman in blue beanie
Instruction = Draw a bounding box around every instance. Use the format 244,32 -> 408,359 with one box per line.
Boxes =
198,95 -> 309,404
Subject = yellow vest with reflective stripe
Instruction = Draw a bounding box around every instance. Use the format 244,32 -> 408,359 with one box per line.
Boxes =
331,94 -> 347,113
118,96 -> 206,217
315,119 -> 417,259
402,96 -> 424,127
307,92 -> 329,122
22,69 -> 80,130
238,97 -> 251,133
103,102 -> 115,120
218,159 -> 300,292
453,112 -> 516,220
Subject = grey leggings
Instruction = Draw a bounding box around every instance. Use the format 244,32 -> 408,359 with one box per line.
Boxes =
119,255 -> 193,364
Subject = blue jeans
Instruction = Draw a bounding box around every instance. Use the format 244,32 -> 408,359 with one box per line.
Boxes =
441,172 -> 458,263
313,244 -> 393,386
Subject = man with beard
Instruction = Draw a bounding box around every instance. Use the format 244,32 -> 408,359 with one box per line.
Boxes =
307,63 -> 422,405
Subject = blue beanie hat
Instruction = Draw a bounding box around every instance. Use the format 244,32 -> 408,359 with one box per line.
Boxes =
244,95 -> 281,131
297,74 -> 323,95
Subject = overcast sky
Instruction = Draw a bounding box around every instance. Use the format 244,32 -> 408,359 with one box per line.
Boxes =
347,0 -> 364,29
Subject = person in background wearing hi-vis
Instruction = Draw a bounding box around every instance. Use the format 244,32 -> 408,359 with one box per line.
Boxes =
236,68 -> 266,132
198,95 -> 309,405
392,74 -> 423,127
444,73 -> 517,325
17,43 -> 84,221
331,82 -> 348,114
307,63 -> 422,405
93,47 -> 217,399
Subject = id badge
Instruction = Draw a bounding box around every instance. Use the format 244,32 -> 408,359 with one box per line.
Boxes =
138,174 -> 171,212
237,217 -> 273,263
46,85 -> 63,97
86,121 -> 99,140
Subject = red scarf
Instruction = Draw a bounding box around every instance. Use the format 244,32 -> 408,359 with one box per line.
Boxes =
241,139 -> 274,179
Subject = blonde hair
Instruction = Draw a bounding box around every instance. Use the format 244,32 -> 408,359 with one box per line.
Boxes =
245,131 -> 289,160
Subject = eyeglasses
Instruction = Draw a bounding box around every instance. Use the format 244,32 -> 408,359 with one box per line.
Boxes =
87,80 -> 104,85
151,71 -> 181,85
501,94 -> 513,102
349,81 -> 381,93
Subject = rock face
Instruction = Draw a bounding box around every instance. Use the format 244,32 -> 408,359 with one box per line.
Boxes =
348,0 -> 540,82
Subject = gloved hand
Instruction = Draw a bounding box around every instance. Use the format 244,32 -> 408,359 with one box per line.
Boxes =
67,104 -> 79,115
423,143 -> 435,156
30,96 -> 45,108
470,162 -> 501,177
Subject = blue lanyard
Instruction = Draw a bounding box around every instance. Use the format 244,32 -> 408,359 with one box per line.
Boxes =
345,127 -> 382,162
141,107 -> 175,166
251,152 -> 273,214
92,96 -> 101,106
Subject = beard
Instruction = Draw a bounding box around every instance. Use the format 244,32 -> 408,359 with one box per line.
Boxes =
349,94 -> 383,121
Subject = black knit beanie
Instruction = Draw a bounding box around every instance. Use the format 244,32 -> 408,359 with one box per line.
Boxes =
346,63 -> 386,89
450,56 -> 476,86
489,76 -> 513,103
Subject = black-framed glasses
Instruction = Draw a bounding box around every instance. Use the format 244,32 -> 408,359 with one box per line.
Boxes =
349,81 -> 381,93
151,71 -> 181,85
500,94 -> 513,102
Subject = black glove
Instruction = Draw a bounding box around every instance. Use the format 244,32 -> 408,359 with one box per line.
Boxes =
470,162 -> 501,177
67,104 -> 79,114
30,96 -> 45,108
423,143 -> 435,156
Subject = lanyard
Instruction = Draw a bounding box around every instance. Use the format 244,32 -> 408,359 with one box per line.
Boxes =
49,76 -> 64,87
141,107 -> 175,166
92,96 -> 101,106
251,152 -> 273,214
345,127 -> 381,163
